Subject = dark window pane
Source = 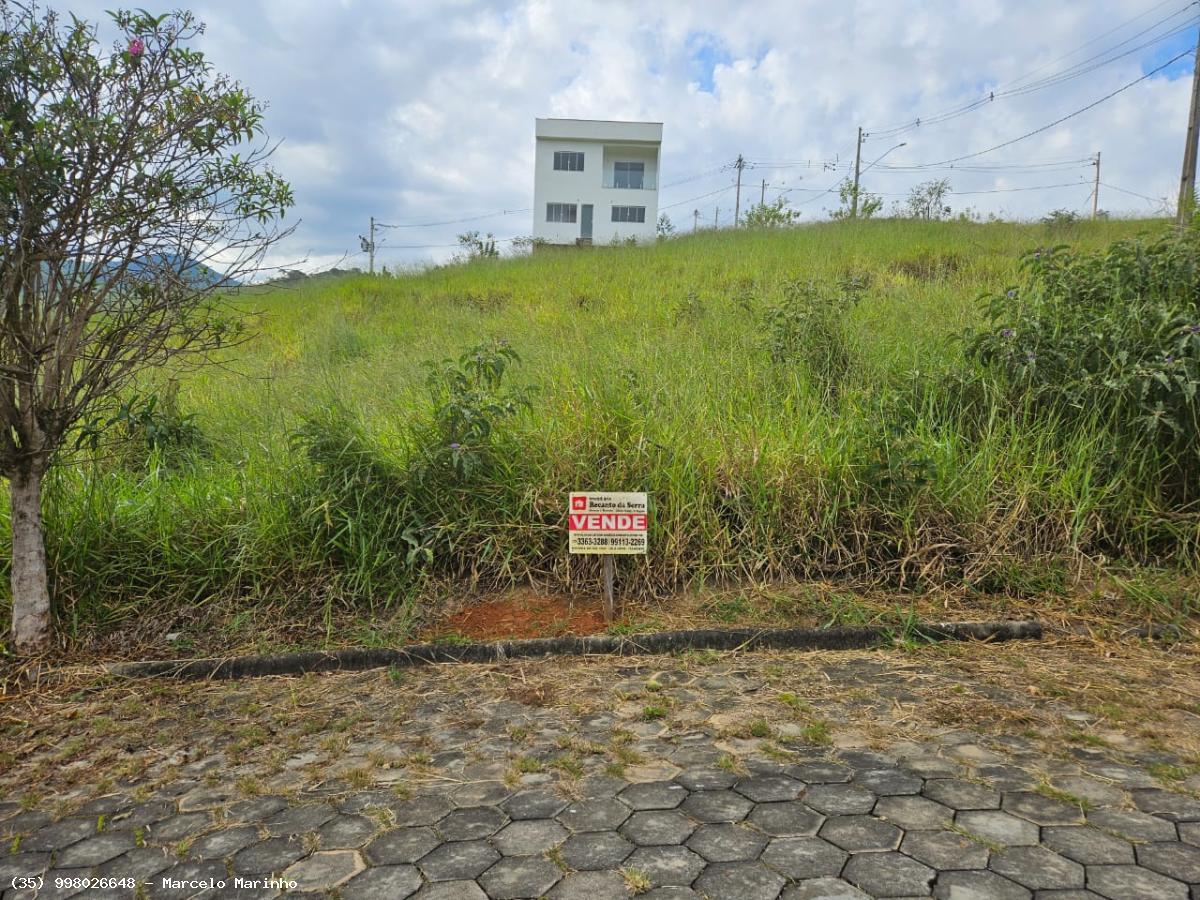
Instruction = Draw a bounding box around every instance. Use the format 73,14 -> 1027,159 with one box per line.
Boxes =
612,161 -> 645,189
554,151 -> 584,171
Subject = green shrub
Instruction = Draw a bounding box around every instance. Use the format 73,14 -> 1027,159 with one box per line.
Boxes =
968,228 -> 1200,502
292,405 -> 418,597
1042,208 -> 1080,233
76,381 -> 206,469
672,290 -> 706,325
762,277 -> 864,395
418,339 -> 534,481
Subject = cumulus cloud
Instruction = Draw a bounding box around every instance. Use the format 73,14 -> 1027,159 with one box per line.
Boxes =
58,0 -> 1200,267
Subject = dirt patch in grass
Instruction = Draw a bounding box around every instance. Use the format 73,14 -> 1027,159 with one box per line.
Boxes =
429,589 -> 609,641
889,250 -> 965,281
17,570 -> 1196,665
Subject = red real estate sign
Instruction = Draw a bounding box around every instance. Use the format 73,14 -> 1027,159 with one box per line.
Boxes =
568,492 -> 648,555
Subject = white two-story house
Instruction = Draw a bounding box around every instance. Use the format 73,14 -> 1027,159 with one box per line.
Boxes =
532,118 -> 663,246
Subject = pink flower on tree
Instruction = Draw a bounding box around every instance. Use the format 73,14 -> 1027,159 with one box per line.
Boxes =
128,38 -> 145,57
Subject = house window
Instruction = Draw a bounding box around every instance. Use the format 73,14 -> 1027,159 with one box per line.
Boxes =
613,161 -> 645,189
546,203 -> 577,223
611,205 -> 646,223
553,151 -> 584,172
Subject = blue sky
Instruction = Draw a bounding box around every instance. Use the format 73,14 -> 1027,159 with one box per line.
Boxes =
688,33 -> 732,93
58,0 -> 1200,270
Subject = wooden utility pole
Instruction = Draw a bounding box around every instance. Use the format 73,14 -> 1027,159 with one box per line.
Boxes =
1178,35 -> 1200,223
851,127 -> 864,219
359,217 -> 377,274
1092,152 -> 1102,219
733,155 -> 745,225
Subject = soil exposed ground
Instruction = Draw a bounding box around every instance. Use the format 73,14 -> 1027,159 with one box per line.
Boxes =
0,630 -> 1197,898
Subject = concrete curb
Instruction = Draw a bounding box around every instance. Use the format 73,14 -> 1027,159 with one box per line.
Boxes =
105,619 -> 1043,681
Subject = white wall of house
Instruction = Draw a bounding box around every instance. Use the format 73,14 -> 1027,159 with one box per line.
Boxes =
532,118 -> 663,246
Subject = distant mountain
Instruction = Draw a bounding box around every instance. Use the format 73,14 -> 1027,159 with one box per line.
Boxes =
120,255 -> 239,289
265,267 -> 363,285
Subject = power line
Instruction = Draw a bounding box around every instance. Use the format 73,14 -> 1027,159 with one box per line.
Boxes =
876,158 -> 1094,173
1000,15 -> 1198,98
376,236 -> 525,251
905,43 -> 1197,169
1101,180 -> 1171,202
659,163 -> 734,189
376,208 -> 531,229
918,180 -> 1088,196
866,1 -> 1199,139
659,183 -> 736,210
1003,0 -> 1184,91
744,159 -> 843,171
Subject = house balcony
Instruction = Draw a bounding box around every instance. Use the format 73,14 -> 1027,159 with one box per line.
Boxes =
601,178 -> 657,190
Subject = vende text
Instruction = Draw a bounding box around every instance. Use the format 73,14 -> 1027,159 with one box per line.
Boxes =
569,514 -> 648,531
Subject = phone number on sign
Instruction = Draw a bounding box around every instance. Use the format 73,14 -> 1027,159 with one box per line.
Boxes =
11,877 -> 140,891
571,534 -> 646,548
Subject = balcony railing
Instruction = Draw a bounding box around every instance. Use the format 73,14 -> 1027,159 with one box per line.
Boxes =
602,179 -> 657,190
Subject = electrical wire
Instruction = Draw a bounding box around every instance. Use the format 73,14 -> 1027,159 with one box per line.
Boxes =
376,236 -> 525,250
876,157 -> 1095,173
904,44 -> 1196,168
1100,181 -> 1171,203
659,183 -> 736,210
659,164 -> 734,189
376,209 -> 531,229
1003,0 -> 1184,92
866,1 -> 1198,139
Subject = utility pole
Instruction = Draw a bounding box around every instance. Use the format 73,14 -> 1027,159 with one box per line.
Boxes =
1092,152 -> 1102,219
359,216 -> 376,275
851,127 -> 864,219
733,155 -> 745,225
1178,34 -> 1200,224
693,209 -> 699,232
714,206 -> 719,228
761,179 -> 766,205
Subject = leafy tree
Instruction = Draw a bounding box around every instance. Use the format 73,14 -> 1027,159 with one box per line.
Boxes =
742,197 -> 800,228
0,5 -> 292,652
905,179 -> 952,220
656,212 -> 675,238
830,178 -> 882,220
509,234 -> 546,255
1042,208 -> 1080,232
456,230 -> 499,260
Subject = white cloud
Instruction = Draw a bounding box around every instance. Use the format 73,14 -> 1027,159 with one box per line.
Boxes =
274,142 -> 342,187
60,0 -> 1200,265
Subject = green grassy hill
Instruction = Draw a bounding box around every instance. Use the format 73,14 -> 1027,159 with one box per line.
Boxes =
9,216 -> 1198,644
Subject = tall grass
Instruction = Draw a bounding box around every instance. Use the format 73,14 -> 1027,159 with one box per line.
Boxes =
2,216 -> 1194,636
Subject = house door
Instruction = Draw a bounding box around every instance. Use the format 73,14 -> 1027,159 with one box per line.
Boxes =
581,204 -> 593,241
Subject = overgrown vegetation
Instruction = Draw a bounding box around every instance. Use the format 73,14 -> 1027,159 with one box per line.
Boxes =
968,230 -> 1200,520
4,216 -> 1198,646
743,197 -> 801,228
831,178 -> 883,220
904,179 -> 953,221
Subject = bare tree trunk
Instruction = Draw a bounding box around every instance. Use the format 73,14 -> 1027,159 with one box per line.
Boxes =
9,469 -> 51,653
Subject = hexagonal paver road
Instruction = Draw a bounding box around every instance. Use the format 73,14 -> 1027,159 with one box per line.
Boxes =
5,662 -> 1200,900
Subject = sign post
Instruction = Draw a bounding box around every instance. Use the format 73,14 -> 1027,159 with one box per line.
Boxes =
568,492 -> 648,623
